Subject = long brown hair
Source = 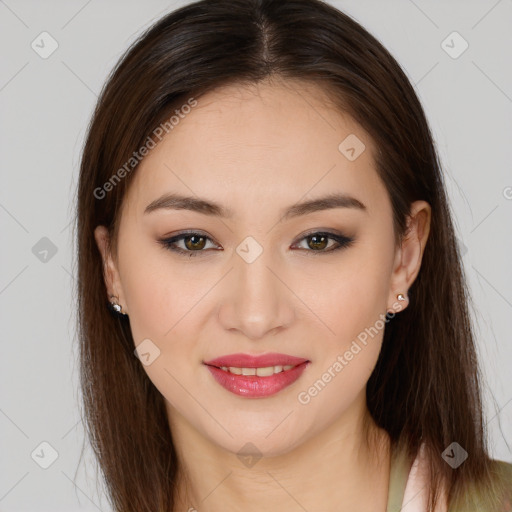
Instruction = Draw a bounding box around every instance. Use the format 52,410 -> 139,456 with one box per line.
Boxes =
74,1 -> 510,510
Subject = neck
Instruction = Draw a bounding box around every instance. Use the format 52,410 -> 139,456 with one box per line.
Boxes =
168,395 -> 391,512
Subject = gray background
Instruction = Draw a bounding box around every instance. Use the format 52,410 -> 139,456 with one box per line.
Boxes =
1,0 -> 511,510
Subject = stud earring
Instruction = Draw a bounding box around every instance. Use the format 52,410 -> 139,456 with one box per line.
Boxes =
109,295 -> 127,316
387,292 -> 409,315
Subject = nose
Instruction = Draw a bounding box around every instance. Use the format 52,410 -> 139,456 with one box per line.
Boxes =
217,248 -> 296,341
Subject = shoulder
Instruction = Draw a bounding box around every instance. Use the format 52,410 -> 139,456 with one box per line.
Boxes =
402,449 -> 512,512
489,459 -> 512,510
490,457 -> 512,479
449,458 -> 512,512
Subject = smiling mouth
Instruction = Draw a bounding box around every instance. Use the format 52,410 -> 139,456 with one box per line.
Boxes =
205,363 -> 299,377
204,360 -> 310,398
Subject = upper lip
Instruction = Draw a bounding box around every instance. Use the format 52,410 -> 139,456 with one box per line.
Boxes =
203,352 -> 309,368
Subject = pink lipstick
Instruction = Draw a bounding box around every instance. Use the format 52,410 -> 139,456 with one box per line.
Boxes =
203,352 -> 310,398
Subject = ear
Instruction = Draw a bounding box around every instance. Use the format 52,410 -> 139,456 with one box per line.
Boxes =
387,200 -> 431,313
94,225 -> 127,313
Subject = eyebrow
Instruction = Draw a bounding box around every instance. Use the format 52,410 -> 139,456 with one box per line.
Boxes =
144,192 -> 366,220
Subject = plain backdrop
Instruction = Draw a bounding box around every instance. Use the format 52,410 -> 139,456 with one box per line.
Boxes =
1,0 -> 511,510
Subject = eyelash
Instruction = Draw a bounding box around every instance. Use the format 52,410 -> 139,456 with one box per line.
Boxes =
158,230 -> 355,258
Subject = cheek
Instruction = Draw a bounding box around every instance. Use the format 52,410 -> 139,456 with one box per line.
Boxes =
308,258 -> 390,347
120,244 -> 208,342
296,343 -> 380,435
120,255 -> 207,407
298,250 -> 391,402
297,287 -> 386,424
122,268 -> 171,343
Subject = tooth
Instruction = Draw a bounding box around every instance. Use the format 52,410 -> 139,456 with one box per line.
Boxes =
256,366 -> 275,377
220,365 -> 297,375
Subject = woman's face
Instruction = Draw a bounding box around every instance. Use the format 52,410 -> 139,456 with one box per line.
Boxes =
95,79 -> 424,457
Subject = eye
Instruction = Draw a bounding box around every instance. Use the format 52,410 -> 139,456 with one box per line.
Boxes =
158,231 -> 219,258
292,230 -> 355,254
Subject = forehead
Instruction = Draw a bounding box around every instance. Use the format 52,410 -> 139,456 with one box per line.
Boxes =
123,79 -> 385,219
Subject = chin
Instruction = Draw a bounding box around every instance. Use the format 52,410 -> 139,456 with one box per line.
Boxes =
206,420 -> 308,460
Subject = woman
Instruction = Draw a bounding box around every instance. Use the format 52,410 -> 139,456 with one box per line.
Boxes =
75,0 -> 512,510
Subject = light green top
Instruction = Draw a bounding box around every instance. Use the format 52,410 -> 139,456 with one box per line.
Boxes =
386,443 -> 512,512
386,443 -> 412,512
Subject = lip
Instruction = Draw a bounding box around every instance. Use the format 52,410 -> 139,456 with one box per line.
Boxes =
203,352 -> 309,368
203,352 -> 310,398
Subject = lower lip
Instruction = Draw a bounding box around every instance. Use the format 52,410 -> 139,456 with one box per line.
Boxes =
205,362 -> 310,398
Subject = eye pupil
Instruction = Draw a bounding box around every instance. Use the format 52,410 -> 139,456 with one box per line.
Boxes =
308,234 -> 328,250
185,235 -> 206,250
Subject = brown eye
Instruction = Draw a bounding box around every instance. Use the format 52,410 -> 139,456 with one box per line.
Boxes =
292,231 -> 355,254
306,234 -> 329,251
183,235 -> 207,251
158,231 -> 218,257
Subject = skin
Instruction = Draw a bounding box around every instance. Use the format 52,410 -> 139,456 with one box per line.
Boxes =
95,78 -> 431,512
